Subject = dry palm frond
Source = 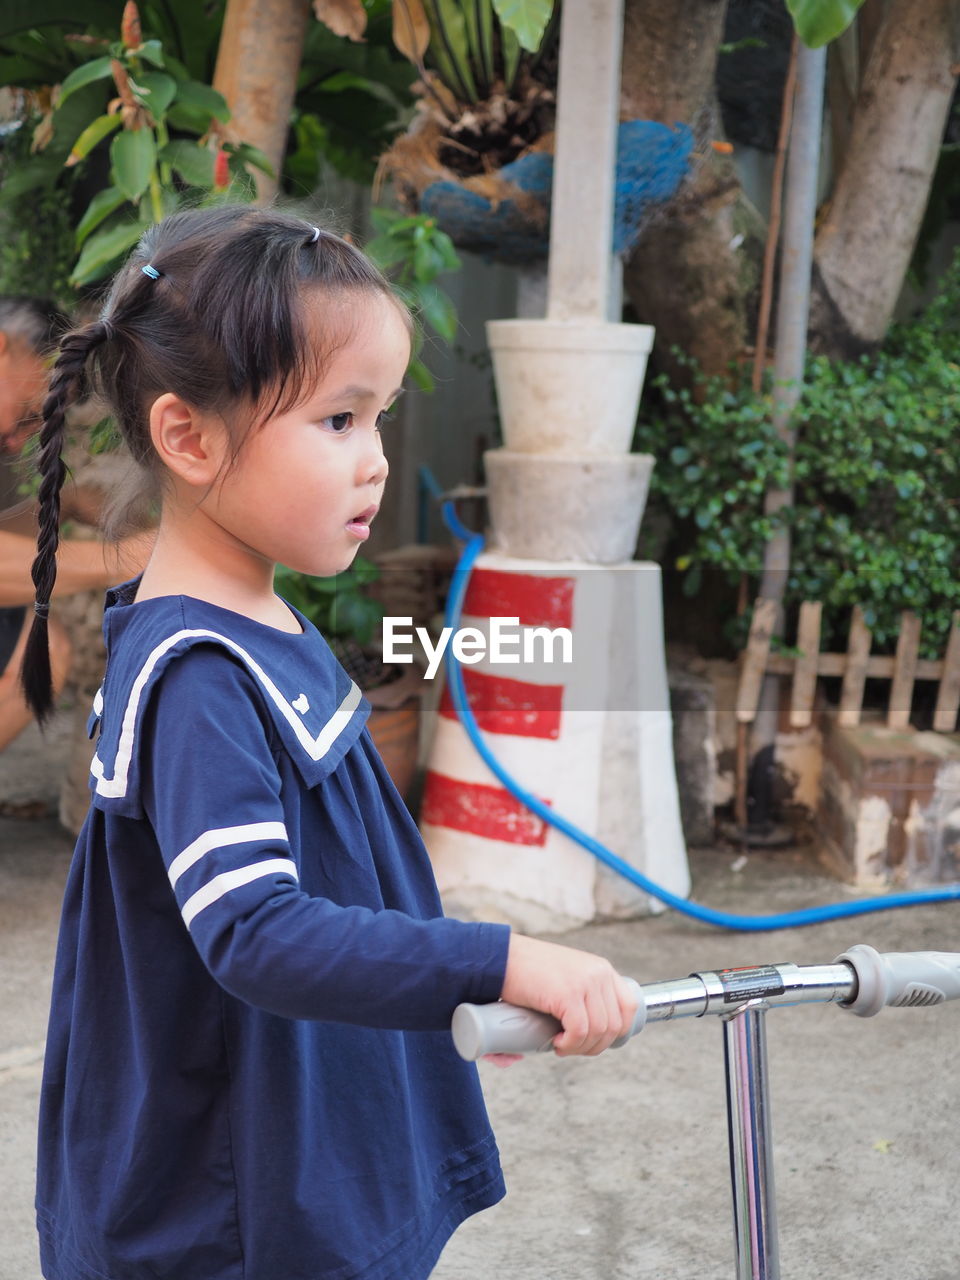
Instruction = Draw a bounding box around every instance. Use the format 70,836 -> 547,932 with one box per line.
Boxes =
379,67 -> 555,198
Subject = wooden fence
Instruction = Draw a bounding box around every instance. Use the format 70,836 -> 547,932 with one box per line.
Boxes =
737,601 -> 960,733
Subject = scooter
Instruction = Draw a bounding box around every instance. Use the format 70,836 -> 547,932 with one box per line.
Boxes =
452,946 -> 960,1280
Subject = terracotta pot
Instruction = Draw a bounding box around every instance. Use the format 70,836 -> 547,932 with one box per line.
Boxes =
365,666 -> 424,801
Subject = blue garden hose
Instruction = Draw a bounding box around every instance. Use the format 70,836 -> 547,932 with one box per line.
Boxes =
437,496 -> 960,932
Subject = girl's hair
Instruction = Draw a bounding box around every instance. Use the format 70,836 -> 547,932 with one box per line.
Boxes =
21,204 -> 405,723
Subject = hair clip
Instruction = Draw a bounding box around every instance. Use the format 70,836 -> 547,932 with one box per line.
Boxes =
141,264 -> 161,280
309,226 -> 321,243
34,601 -> 51,620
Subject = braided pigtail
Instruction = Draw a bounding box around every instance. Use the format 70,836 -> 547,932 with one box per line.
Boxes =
21,322 -> 111,724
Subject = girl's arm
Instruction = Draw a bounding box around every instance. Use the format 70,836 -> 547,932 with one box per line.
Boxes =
138,644 -> 636,1052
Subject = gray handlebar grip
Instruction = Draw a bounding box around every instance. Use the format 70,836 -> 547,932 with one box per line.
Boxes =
452,978 -> 645,1061
452,1003 -> 561,1060
836,945 -> 960,1017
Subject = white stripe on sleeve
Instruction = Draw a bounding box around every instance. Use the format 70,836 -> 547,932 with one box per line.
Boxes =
181,859 -> 299,929
167,821 -> 289,889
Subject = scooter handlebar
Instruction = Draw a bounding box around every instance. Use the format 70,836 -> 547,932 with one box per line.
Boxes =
836,945 -> 960,1017
451,977 -> 645,1061
452,949 -> 960,1059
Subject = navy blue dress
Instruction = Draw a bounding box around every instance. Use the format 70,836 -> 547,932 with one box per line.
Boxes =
37,582 -> 509,1279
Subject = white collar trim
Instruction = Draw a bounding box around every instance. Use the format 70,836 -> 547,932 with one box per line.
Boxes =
91,627 -> 362,799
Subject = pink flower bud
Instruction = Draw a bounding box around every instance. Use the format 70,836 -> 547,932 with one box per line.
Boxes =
121,2 -> 142,49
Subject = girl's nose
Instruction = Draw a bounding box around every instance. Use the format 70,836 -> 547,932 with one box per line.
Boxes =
363,434 -> 389,487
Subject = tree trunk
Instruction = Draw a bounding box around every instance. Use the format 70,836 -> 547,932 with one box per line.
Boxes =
809,0 -> 960,356
620,0 -> 765,381
213,0 -> 311,204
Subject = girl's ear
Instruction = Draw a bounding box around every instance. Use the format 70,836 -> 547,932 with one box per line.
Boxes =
148,393 -> 226,487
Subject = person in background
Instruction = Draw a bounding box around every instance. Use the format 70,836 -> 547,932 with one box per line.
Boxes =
0,296 -> 149,749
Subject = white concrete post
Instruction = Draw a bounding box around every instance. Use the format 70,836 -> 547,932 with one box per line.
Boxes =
421,0 -> 690,931
546,0 -> 624,324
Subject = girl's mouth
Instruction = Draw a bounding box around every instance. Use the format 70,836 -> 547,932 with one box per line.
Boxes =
346,505 -> 378,540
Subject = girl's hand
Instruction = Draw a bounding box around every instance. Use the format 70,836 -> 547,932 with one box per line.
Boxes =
500,933 -> 638,1058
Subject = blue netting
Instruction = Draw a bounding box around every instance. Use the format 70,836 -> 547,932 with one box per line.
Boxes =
614,120 -> 694,253
419,120 -> 694,264
420,152 -> 554,265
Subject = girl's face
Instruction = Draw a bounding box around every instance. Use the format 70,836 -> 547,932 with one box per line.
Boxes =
204,291 -> 410,581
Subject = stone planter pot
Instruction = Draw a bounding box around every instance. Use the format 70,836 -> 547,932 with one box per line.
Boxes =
486,319 -> 654,455
484,449 -> 654,564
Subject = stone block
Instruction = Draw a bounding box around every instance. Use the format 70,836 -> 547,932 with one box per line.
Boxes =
815,713 -> 960,886
667,660 -> 717,846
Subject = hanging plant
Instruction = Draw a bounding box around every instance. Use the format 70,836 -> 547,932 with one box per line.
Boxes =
313,0 -> 559,263
313,2 -> 694,267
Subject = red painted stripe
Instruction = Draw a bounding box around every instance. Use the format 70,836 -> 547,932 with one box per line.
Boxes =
439,670 -> 562,739
421,772 -> 550,846
463,568 -> 574,630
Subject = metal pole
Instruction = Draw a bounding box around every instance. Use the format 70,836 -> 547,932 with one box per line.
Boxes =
750,42 -> 828,826
759,40 -> 827,596
723,1003 -> 780,1279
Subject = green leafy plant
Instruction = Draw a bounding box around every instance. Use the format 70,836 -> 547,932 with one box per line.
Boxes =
785,0 -> 867,49
637,248 -> 960,657
285,5 -> 416,189
59,4 -> 271,285
0,2 -> 227,86
0,2 -> 269,288
402,0 -> 557,105
275,557 -> 385,649
315,0 -> 556,103
365,207 -> 460,390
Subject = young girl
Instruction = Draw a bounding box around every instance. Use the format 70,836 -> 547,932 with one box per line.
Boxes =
22,205 -> 637,1280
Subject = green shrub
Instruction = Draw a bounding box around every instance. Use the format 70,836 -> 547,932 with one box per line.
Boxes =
637,251 -> 960,658
274,557 -> 384,648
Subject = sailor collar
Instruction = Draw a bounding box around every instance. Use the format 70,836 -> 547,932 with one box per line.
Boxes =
87,582 -> 370,817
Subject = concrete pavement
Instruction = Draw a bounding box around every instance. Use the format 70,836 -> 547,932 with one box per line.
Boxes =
2,815 -> 959,1280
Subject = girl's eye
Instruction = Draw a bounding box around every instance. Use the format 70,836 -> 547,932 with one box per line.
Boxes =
324,412 -> 353,433
376,409 -> 395,432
